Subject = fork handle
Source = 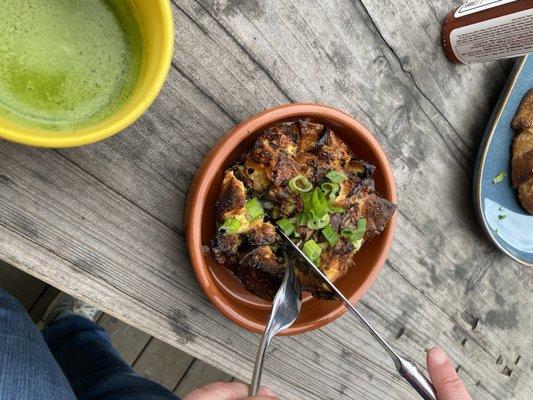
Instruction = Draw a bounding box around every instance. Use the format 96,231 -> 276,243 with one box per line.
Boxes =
249,330 -> 275,396
397,356 -> 438,400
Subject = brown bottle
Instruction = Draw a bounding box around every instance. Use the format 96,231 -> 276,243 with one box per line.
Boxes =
442,0 -> 533,64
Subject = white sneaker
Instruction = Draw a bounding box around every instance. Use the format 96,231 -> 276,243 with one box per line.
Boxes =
42,292 -> 101,325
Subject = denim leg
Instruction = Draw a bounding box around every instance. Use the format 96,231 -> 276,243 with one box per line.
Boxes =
0,288 -> 76,400
42,314 -> 180,400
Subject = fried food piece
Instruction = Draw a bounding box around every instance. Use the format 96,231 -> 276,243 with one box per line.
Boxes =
236,246 -> 285,300
298,119 -> 324,153
511,89 -> 533,130
215,171 -> 246,221
511,89 -> 533,215
316,128 -> 351,170
211,231 -> 241,267
347,158 -> 375,178
243,124 -> 298,193
267,152 -> 302,216
358,194 -> 397,239
295,238 -> 355,298
243,222 -> 277,246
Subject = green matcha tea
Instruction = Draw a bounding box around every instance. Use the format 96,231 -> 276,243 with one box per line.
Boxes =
0,0 -> 143,131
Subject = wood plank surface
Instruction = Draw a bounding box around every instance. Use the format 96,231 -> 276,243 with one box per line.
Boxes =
0,0 -> 531,399
98,314 -> 152,365
0,260 -> 47,309
174,359 -> 233,397
133,338 -> 195,391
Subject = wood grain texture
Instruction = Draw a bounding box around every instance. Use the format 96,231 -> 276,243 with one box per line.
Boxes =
0,0 -> 531,399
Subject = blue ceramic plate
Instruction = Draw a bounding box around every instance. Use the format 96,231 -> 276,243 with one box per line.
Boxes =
474,55 -> 533,267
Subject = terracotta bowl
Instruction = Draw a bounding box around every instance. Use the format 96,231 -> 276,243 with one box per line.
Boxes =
186,103 -> 397,335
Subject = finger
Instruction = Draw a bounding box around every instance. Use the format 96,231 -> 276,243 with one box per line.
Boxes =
427,347 -> 472,400
241,397 -> 277,400
258,386 -> 277,397
183,382 -> 248,400
183,382 -> 277,400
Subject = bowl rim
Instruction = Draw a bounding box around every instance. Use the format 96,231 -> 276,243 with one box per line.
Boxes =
186,103 -> 397,335
0,0 -> 174,148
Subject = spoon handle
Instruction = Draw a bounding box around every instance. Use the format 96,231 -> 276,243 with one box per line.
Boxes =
249,329 -> 275,395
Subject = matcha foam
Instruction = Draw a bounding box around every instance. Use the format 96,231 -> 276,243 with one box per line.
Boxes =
0,0 -> 143,131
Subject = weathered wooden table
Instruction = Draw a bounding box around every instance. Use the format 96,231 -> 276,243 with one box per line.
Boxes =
1,1 -> 531,399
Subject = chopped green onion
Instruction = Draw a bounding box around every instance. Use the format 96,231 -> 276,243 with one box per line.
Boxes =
294,213 -> 306,226
498,214 -> 506,221
329,205 -> 346,213
307,213 -> 330,230
320,182 -> 339,202
322,224 -> 339,247
289,174 -> 313,193
302,239 -> 322,265
276,218 -> 295,236
326,170 -> 347,183
300,191 -> 312,215
310,188 -> 328,217
219,218 -> 241,235
341,218 -> 367,243
245,198 -> 264,220
492,171 -> 507,184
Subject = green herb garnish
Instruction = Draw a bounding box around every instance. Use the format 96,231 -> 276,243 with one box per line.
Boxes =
302,239 -> 322,265
326,170 -> 347,183
492,171 -> 507,184
310,187 -> 329,218
498,214 -> 507,221
245,197 -> 264,220
322,224 -> 339,247
320,182 -> 339,202
307,213 -> 330,230
289,174 -> 313,193
341,218 -> 367,250
329,205 -> 346,213
276,218 -> 295,236
219,218 -> 241,235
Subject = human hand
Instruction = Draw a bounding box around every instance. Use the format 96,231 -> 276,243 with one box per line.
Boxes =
183,381 -> 276,400
427,347 -> 472,400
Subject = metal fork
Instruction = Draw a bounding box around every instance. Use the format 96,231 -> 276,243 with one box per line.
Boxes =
249,255 -> 302,396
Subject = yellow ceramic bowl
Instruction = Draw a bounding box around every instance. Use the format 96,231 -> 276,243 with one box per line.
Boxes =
0,0 -> 174,148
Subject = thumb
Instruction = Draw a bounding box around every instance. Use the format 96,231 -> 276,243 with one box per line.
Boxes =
427,347 -> 472,400
242,397 -> 277,400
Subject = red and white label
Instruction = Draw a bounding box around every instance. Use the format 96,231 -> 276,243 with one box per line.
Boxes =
450,8 -> 533,63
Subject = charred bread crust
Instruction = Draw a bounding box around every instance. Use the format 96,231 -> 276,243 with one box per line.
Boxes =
512,148 -> 533,188
236,246 -> 285,300
511,89 -> 533,130
243,222 -> 277,246
215,171 -> 246,221
359,194 -> 397,239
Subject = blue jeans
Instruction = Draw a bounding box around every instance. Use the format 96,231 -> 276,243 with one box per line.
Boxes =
0,289 -> 179,400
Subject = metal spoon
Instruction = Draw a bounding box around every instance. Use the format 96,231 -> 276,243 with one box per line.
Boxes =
277,228 -> 437,400
249,255 -> 302,396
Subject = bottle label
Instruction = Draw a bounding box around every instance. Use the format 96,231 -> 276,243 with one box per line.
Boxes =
454,0 -> 517,18
449,8 -> 533,63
